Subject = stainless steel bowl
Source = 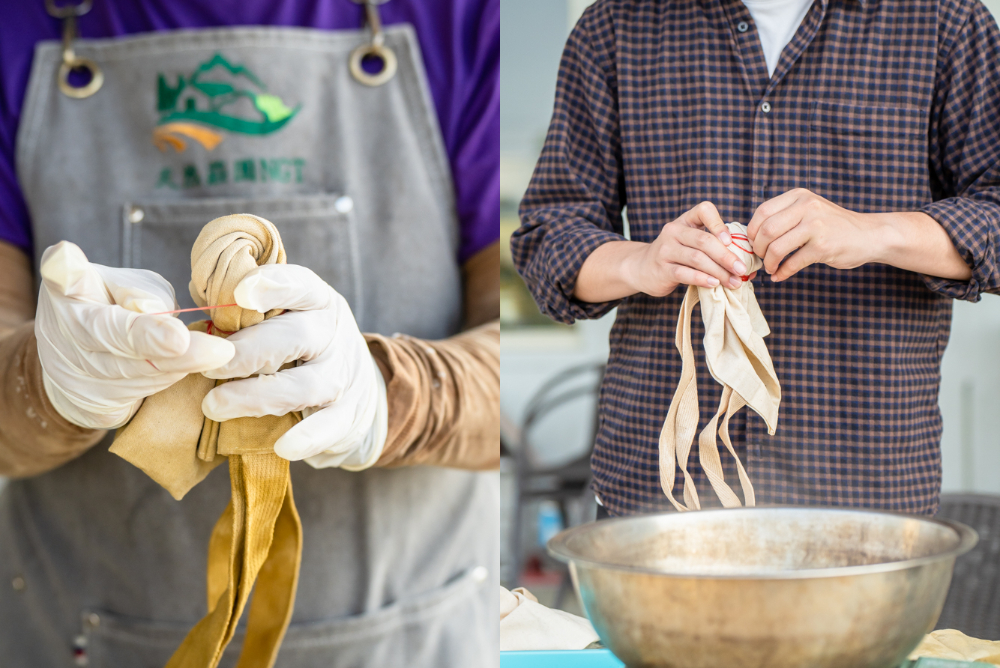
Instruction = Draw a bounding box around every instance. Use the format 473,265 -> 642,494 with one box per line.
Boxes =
548,507 -> 977,668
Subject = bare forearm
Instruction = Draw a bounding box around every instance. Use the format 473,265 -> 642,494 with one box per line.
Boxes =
462,241 -> 500,329
572,240 -> 647,302
871,211 -> 972,280
573,203 -> 749,303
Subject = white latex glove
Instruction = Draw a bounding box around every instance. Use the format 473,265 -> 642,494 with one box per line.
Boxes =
201,264 -> 387,470
35,241 -> 236,430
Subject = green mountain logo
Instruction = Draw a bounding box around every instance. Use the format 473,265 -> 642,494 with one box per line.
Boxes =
153,54 -> 301,152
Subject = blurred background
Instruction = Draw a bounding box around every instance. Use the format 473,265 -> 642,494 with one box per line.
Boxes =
500,0 -> 1000,614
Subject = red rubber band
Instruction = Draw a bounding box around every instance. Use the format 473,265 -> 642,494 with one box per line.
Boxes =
729,233 -> 753,255
147,303 -> 239,316
206,320 -> 235,337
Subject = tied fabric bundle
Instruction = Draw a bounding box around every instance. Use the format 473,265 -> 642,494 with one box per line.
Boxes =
111,214 -> 302,668
659,222 -> 781,511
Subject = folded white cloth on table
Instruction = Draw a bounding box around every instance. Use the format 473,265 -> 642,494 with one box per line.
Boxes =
910,629 -> 1000,664
499,586 -> 599,651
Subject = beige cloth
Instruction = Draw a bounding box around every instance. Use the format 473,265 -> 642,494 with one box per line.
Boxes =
112,214 -> 302,668
498,586 -> 599,651
910,629 -> 1000,664
659,222 -> 781,511
189,214 -> 285,332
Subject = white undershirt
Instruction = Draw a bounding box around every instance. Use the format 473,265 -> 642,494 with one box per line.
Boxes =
741,0 -> 815,77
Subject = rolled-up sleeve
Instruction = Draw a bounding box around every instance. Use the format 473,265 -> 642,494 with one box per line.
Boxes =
510,3 -> 626,324
920,2 -> 1000,302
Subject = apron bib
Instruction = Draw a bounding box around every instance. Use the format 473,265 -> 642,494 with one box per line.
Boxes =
0,24 -> 498,668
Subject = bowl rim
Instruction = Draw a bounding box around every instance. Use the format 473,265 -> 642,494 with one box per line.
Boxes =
546,506 -> 979,580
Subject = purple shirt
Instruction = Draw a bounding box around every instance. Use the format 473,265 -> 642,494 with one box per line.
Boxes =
0,0 -> 498,264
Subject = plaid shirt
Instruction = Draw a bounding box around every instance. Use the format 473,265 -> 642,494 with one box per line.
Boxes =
511,0 -> 1000,516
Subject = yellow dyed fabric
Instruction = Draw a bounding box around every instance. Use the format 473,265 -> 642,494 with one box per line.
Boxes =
111,214 -> 302,668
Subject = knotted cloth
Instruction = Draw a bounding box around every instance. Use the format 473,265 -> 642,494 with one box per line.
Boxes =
111,214 -> 303,668
659,222 -> 781,511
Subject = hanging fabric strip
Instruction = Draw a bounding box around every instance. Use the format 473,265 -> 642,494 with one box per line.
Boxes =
658,222 -> 781,511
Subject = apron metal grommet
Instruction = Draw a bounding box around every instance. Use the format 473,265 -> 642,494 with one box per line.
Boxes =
45,0 -> 93,19
11,576 -> 25,591
58,57 -> 104,99
48,0 -> 103,99
349,44 -> 397,87
127,206 -> 145,224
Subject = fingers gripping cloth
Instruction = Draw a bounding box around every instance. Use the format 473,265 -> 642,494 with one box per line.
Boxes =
110,214 -> 303,668
659,222 -> 781,511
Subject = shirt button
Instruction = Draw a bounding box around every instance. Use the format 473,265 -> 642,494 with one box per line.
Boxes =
761,102 -> 772,113
737,21 -> 749,33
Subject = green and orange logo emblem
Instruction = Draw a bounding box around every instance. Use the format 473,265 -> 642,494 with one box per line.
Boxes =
153,54 -> 300,152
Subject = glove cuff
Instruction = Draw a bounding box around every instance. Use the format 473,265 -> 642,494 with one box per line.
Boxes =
302,354 -> 387,470
338,356 -> 388,471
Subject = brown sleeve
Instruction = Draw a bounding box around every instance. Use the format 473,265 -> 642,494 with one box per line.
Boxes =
364,241 -> 500,470
0,241 -> 106,477
0,241 -> 36,338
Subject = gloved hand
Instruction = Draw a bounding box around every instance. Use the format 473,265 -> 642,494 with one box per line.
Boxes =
201,264 -> 387,470
35,241 -> 236,430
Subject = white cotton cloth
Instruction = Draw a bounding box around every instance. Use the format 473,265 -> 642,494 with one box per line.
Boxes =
659,223 -> 781,511
499,586 -> 599,651
741,0 -> 815,76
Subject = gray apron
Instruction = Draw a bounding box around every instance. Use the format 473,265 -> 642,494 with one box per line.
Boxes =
0,24 -> 498,668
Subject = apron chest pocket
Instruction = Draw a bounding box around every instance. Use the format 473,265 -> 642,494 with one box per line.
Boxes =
121,194 -> 363,324
79,566 -> 490,668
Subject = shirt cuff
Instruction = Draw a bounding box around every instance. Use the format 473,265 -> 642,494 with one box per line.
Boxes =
533,225 -> 624,324
919,197 -> 998,302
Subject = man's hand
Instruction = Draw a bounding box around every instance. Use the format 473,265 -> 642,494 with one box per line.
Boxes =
35,242 -> 236,430
747,188 -> 972,282
201,264 -> 387,470
574,201 -> 754,303
747,189 -> 881,282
